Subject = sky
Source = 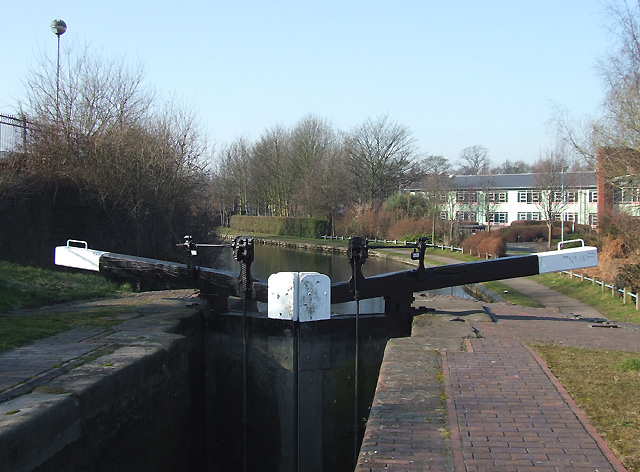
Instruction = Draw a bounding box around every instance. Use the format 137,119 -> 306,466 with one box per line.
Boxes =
2,1 -> 616,165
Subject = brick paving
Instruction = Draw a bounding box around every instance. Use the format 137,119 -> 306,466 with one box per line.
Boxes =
356,337 -> 454,471
358,295 -> 635,472
447,339 -> 624,471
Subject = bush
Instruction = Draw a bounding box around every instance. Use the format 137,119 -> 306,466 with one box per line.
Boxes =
500,223 -> 556,243
614,263 -> 640,293
335,203 -> 390,239
461,231 -> 507,257
229,216 -> 329,238
386,218 -> 434,242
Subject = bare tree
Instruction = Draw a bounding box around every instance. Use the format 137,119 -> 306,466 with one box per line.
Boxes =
251,125 -> 294,216
492,159 -> 532,174
555,1 -> 640,180
346,115 -> 421,203
288,116 -> 348,232
211,137 -> 253,225
533,148 -> 572,248
456,145 -> 491,175
417,155 -> 452,242
15,42 -> 210,256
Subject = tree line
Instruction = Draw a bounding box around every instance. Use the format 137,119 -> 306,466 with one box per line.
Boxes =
2,1 -> 640,266
0,44 -> 214,264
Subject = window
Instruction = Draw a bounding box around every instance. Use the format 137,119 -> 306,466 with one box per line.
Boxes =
488,212 -> 508,224
615,187 -> 640,203
518,191 -> 540,203
440,211 -> 448,220
517,212 -> 541,221
566,191 -> 578,203
487,192 -> 508,203
589,213 -> 598,226
556,213 -> 578,222
456,191 -> 478,203
456,211 -> 477,221
589,190 -> 598,203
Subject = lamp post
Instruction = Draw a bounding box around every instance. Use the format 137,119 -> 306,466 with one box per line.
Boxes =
51,19 -> 67,122
561,166 -> 566,245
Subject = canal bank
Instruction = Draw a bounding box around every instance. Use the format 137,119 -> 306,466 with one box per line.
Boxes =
0,290 -> 207,472
220,234 -> 506,303
2,289 -> 630,471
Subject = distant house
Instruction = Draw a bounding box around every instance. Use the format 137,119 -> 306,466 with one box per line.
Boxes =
410,172 -> 599,228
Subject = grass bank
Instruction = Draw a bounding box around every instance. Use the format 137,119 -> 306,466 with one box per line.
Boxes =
0,261 -> 123,313
0,261 -> 128,352
532,344 -> 640,471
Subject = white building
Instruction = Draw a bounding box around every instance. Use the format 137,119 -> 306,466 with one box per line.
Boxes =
422,172 -> 599,228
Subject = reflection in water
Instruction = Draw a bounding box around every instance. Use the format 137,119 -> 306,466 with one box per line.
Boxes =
214,243 -> 474,299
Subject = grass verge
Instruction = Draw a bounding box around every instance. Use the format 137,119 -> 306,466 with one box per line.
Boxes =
532,344 -> 640,472
1,260 -> 130,352
0,261 -> 123,313
481,280 -> 544,307
531,272 -> 640,325
0,306 -> 129,352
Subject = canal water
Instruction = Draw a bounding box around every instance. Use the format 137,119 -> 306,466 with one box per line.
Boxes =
215,242 -> 473,299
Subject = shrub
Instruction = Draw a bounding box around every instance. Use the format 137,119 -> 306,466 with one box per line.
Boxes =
229,216 -> 329,238
461,231 -> 507,257
386,218 -> 434,242
335,203 -> 390,239
500,223 -> 559,243
614,263 -> 640,293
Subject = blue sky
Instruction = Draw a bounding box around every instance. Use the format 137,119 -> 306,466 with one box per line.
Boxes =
2,1 -> 614,165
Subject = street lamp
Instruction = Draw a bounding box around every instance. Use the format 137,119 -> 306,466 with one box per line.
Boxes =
51,19 -> 67,121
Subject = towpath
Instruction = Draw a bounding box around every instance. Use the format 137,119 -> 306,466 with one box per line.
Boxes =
0,290 -> 199,403
357,290 -> 635,472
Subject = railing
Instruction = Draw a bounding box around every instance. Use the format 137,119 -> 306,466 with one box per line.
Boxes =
560,270 -> 640,311
0,113 -> 28,157
320,235 -> 464,253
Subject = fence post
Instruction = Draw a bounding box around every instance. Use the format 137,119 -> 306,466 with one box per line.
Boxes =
624,287 -> 628,305
637,293 -> 639,311
592,276 -> 596,286
612,284 -> 616,298
580,273 -> 584,282
601,280 -> 605,293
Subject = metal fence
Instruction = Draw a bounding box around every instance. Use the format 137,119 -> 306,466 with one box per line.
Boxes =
320,235 -> 465,253
562,270 -> 640,311
0,114 -> 28,158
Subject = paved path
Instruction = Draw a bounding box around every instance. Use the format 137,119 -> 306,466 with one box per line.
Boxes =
499,277 -> 604,318
358,295 -> 635,471
0,290 -> 199,403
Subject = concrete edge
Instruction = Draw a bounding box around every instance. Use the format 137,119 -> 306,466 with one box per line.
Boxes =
441,350 -> 467,472
0,297 -> 203,472
0,393 -> 81,472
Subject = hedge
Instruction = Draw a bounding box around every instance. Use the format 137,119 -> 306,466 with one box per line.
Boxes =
229,216 -> 329,239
